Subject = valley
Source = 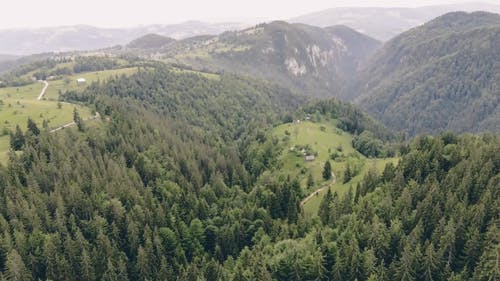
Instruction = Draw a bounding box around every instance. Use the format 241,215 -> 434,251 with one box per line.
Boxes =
130,21 -> 381,99
0,4 -> 498,281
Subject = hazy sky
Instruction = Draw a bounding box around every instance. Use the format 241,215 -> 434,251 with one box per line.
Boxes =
1,0 -> 498,29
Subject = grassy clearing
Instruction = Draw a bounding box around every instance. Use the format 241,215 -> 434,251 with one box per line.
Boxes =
302,157 -> 398,216
43,67 -> 138,100
0,67 -> 138,164
0,82 -> 92,164
170,67 -> 220,80
173,42 -> 251,62
0,82 -> 92,131
272,120 -> 356,189
271,120 -> 398,217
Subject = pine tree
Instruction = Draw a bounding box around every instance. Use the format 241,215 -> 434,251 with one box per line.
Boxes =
80,248 -> 95,281
394,245 -> 417,281
73,107 -> 85,132
318,188 -> 333,225
472,225 -> 500,281
323,161 -> 332,180
462,228 -> 483,272
307,173 -> 315,188
9,125 -> 25,150
102,258 -> 118,281
422,242 -> 440,281
343,163 -> 352,183
5,249 -> 31,281
26,118 -> 39,136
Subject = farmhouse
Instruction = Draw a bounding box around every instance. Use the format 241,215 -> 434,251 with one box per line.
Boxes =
76,78 -> 87,84
305,155 -> 315,161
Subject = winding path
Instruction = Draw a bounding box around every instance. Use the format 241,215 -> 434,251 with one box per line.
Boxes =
300,171 -> 336,207
33,79 -> 101,133
37,80 -> 49,100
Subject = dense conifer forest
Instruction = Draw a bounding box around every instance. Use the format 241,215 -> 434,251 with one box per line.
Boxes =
0,64 -> 497,280
354,12 -> 500,135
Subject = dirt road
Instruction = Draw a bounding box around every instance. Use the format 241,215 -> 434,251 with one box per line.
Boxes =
300,172 -> 336,207
37,80 -> 49,100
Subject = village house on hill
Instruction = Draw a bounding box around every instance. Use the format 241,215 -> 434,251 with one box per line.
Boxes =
305,155 -> 315,161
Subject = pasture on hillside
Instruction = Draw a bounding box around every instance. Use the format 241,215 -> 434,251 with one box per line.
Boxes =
271,120 -> 398,216
0,67 -> 138,164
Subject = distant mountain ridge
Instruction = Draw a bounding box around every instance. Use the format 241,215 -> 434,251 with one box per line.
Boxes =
127,34 -> 176,49
290,2 -> 500,41
156,21 -> 381,99
0,22 -> 246,55
354,11 -> 500,135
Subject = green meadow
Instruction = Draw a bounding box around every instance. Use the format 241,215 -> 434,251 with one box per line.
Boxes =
42,67 -> 138,100
271,120 -> 398,217
0,67 -> 138,165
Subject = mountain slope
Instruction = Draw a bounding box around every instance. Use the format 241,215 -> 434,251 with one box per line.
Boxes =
290,2 -> 500,41
161,21 -> 381,99
354,11 -> 500,136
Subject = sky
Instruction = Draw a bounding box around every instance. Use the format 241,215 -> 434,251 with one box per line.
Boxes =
1,0 -> 498,29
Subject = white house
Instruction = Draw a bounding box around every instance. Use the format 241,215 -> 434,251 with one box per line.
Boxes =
305,155 -> 315,161
76,78 -> 87,84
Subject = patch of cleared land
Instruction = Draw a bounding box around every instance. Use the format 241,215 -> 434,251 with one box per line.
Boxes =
42,67 -> 138,100
271,120 -> 398,217
0,67 -> 138,165
170,67 -> 220,80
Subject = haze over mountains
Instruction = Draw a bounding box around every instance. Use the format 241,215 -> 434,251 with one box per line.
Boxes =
0,21 -> 246,55
120,10 -> 499,135
290,2 -> 500,40
0,2 -> 499,280
0,2 -> 498,136
1,2 -> 499,55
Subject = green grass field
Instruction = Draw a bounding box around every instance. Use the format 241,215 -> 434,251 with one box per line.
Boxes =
302,157 -> 398,216
43,67 -> 138,100
170,67 -> 220,80
272,120 -> 356,189
271,120 -> 398,217
0,67 -> 138,165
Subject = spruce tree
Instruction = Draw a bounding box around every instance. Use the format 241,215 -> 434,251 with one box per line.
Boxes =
73,108 -> 85,132
323,160 -> 332,180
5,249 -> 31,281
343,163 -> 352,183
307,173 -> 315,188
9,125 -> 25,150
26,118 -> 40,136
318,188 -> 333,225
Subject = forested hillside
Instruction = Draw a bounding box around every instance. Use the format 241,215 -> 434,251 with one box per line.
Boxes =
0,65 -> 306,280
0,62 -> 497,280
354,12 -> 500,135
156,21 -> 381,99
233,133 -> 500,281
